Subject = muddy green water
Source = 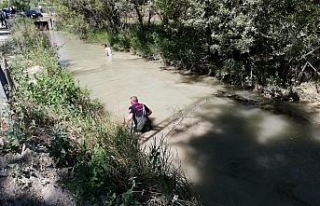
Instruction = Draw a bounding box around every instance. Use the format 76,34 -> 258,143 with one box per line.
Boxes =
48,31 -> 320,206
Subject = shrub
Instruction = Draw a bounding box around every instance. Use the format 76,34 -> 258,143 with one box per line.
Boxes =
110,31 -> 131,51
87,31 -> 111,44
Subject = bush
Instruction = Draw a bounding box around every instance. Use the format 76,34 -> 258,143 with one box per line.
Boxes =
129,28 -> 157,57
110,31 -> 131,51
186,0 -> 320,86
87,31 -> 111,44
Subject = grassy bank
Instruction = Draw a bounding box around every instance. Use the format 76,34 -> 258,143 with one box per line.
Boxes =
0,18 -> 200,205
86,26 -> 202,72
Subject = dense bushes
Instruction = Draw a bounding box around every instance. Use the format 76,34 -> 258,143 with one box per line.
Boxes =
194,0 -> 320,87
54,0 -> 320,90
1,18 -> 200,205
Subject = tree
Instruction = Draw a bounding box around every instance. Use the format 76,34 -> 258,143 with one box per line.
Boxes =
12,0 -> 31,10
52,0 -> 320,88
185,0 -> 320,86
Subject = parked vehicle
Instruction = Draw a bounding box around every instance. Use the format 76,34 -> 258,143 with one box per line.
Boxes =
23,10 -> 43,18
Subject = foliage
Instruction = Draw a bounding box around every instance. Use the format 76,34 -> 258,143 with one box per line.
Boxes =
87,30 -> 111,44
12,0 -> 31,11
0,18 -> 200,205
129,27 -> 157,57
187,0 -> 320,87
153,0 -> 191,25
0,2 -> 9,9
110,31 -> 131,51
53,0 -> 320,90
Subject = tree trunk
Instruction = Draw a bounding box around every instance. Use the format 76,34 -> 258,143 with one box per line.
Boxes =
147,10 -> 152,27
133,0 -> 144,28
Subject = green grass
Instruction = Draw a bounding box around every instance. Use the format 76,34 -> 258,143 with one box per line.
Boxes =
87,31 -> 111,45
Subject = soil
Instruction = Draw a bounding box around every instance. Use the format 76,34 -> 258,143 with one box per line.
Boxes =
295,82 -> 320,123
0,146 -> 75,206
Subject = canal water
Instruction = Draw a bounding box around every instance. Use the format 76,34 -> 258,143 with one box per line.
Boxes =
48,31 -> 320,206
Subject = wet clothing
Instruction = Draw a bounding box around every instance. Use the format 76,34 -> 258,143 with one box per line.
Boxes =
128,102 -> 151,132
105,47 -> 112,56
129,102 -> 150,118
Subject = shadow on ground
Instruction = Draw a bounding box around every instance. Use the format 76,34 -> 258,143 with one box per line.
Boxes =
58,59 -> 73,68
0,194 -> 51,206
0,149 -> 75,206
168,97 -> 320,206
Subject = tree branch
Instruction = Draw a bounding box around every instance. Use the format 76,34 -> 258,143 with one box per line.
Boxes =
297,46 -> 320,61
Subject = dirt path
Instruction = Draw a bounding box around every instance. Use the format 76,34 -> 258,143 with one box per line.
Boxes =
52,32 -> 320,206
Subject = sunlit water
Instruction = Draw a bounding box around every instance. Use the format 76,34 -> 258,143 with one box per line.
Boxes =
47,31 -> 320,206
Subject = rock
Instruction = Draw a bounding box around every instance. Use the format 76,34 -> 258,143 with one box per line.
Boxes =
26,65 -> 44,75
0,123 -> 9,133
56,168 -> 69,179
0,136 -> 5,146
0,168 -> 7,177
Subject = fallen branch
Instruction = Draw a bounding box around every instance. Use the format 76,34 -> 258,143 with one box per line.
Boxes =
306,61 -> 320,76
297,46 -> 320,61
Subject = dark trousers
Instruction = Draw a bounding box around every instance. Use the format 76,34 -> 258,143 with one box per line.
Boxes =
0,18 -> 7,28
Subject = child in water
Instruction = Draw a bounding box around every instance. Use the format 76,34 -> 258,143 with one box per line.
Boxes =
104,44 -> 112,57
